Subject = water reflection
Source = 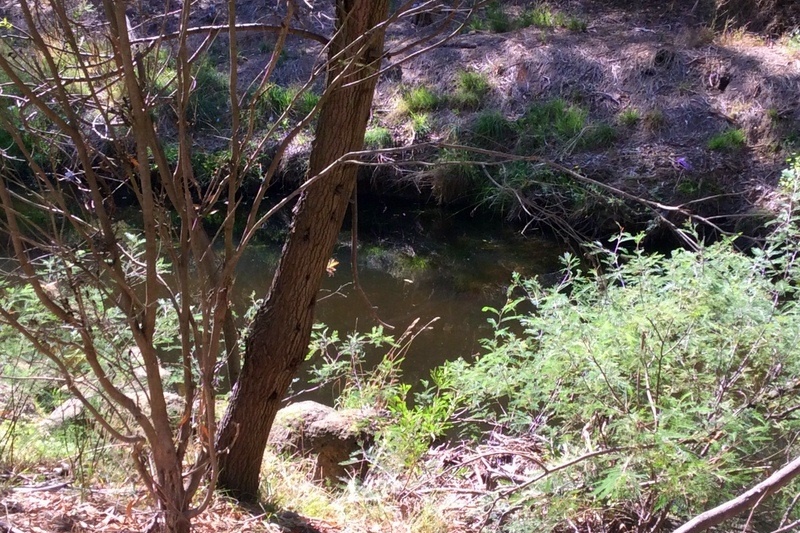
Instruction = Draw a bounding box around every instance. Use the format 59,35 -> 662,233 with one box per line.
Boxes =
234,203 -> 567,400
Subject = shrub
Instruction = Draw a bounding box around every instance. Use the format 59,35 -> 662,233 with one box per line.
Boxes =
443,166 -> 800,529
708,128 -> 747,151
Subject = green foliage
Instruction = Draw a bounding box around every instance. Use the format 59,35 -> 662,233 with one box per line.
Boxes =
443,184 -> 800,529
306,323 -> 459,469
189,56 -> 230,129
450,70 -> 491,110
364,126 -> 393,149
583,121 -> 617,148
307,325 -> 402,410
399,85 -> 439,114
785,27 -> 800,51
484,1 -> 512,33
257,84 -> 320,120
708,128 -> 747,151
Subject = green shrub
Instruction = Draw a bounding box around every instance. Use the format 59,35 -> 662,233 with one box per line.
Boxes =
450,70 -> 491,110
306,323 -> 458,469
443,163 -> 800,529
708,128 -> 746,151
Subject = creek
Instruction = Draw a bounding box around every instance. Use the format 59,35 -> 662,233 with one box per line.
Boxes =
233,200 -> 569,400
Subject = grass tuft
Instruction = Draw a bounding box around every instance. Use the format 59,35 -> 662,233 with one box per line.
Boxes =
471,111 -> 515,147
617,108 -> 641,127
708,128 -> 746,151
450,70 -> 491,110
643,109 -> 666,133
399,85 -> 439,114
364,126 -> 393,149
189,57 -> 230,129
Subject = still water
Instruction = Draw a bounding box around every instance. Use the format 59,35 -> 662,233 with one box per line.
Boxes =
234,202 -> 568,395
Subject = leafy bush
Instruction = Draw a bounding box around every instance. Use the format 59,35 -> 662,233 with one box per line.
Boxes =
306,322 -> 457,469
443,159 -> 800,529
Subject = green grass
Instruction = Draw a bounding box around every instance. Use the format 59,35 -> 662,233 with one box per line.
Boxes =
399,85 -> 439,114
364,126 -> 393,149
617,108 -> 641,127
471,2 -> 587,33
584,122 -> 617,149
450,70 -> 491,110
708,128 -> 746,151
516,99 -> 587,150
189,56 -> 230,129
471,111 -> 515,147
786,28 -> 800,51
410,112 -> 432,137
259,84 -> 320,118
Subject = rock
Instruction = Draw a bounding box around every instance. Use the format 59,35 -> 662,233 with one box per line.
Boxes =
38,398 -> 85,432
268,401 -> 378,482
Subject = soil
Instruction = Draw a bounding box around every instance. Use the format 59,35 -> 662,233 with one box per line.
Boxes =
1,0 -> 798,237
221,0 -> 800,238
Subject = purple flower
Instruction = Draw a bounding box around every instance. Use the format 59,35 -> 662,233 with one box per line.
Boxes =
675,157 -> 693,171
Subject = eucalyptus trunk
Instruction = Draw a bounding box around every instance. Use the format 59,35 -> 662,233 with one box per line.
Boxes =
215,0 -> 391,499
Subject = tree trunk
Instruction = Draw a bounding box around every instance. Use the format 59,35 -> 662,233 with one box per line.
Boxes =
214,0 -> 390,500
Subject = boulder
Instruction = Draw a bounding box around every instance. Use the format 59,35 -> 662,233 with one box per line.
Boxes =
268,401 -> 378,482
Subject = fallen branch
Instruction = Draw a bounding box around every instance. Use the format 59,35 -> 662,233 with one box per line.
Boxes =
673,454 -> 800,533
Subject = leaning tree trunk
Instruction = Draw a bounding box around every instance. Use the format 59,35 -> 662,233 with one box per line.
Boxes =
215,0 -> 390,500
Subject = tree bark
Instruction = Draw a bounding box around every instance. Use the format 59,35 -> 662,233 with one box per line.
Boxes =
214,0 -> 390,500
